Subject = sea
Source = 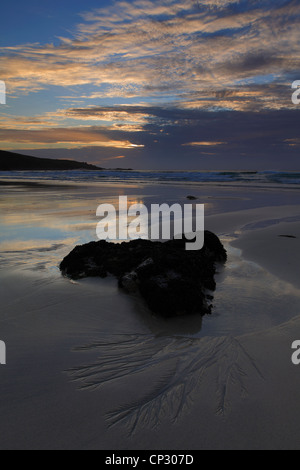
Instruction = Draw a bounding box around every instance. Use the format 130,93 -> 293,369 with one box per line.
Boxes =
0,169 -> 300,187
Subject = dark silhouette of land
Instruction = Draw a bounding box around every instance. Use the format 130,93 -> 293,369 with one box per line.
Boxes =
0,150 -> 102,171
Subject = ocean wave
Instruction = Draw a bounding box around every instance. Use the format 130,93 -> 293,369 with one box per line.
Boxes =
0,169 -> 300,186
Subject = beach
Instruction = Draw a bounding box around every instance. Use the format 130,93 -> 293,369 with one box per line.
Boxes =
0,174 -> 300,449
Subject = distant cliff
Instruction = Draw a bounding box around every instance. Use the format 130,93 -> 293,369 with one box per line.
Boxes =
0,150 -> 102,171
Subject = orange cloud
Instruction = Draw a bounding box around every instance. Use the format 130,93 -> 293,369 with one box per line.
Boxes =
285,139 -> 300,147
1,0 -> 299,114
0,127 -> 144,150
102,155 -> 127,161
182,141 -> 227,147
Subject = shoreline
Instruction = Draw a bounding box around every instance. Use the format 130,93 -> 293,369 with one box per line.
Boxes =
1,170 -> 300,192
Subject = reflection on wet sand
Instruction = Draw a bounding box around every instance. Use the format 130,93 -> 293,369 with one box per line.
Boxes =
1,178 -> 300,447
0,181 -> 152,256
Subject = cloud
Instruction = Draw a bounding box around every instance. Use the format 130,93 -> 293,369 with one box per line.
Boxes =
182,141 -> 227,146
1,0 -> 299,112
1,0 -> 300,170
102,155 -> 127,161
285,138 -> 300,147
0,127 -> 145,150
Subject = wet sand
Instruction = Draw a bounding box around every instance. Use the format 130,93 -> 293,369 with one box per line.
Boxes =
0,179 -> 300,449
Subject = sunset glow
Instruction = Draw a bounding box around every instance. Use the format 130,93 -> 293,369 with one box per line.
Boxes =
1,0 -> 300,169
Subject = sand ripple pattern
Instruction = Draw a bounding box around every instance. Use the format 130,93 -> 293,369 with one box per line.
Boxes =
67,334 -> 264,435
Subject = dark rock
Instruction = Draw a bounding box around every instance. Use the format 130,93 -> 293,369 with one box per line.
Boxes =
279,235 -> 297,239
60,231 -> 227,318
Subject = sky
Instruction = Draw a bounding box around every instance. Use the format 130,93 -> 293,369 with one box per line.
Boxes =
0,0 -> 300,170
